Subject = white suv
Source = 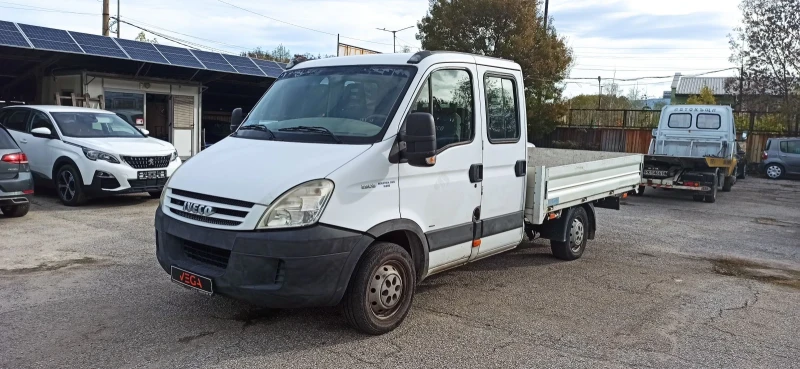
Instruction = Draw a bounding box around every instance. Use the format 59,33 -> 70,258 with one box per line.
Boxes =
0,105 -> 182,206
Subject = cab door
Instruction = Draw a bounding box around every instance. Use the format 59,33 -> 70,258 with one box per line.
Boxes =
473,66 -> 526,258
398,64 -> 482,273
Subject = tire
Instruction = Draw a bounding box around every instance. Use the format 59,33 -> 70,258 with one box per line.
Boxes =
737,164 -> 747,179
342,242 -> 416,335
550,207 -> 589,261
704,174 -> 718,203
55,164 -> 87,206
722,175 -> 734,192
148,190 -> 162,199
632,185 -> 645,196
692,195 -> 705,202
0,203 -> 29,217
765,164 -> 784,180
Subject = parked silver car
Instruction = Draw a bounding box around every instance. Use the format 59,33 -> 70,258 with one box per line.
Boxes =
761,137 -> 800,179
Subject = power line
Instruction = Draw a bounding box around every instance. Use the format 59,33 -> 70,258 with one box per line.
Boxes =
0,2 -> 97,16
571,46 -> 729,50
214,0 -> 395,48
120,16 -> 253,52
565,67 -> 737,82
115,18 -> 231,53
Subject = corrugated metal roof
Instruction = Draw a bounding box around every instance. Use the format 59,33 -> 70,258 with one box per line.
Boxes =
675,76 -> 733,95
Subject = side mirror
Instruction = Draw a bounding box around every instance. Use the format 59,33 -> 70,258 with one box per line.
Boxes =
230,108 -> 243,133
400,112 -> 436,163
138,127 -> 150,136
31,127 -> 53,139
651,129 -> 658,138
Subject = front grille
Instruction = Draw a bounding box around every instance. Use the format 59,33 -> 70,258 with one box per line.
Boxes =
122,155 -> 171,169
171,188 -> 255,208
183,240 -> 230,269
128,178 -> 168,189
169,208 -> 242,226
170,198 -> 248,218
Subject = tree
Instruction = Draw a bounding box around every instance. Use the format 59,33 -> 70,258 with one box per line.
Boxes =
270,44 -> 292,62
400,45 -> 412,53
134,31 -> 157,44
417,0 -> 573,138
686,86 -> 717,105
727,0 -> 800,134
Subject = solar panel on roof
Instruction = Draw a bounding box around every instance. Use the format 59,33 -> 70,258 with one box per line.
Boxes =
154,44 -> 204,69
17,23 -> 83,53
190,50 -> 236,73
115,38 -> 168,64
0,21 -> 30,48
222,55 -> 265,76
69,31 -> 128,59
250,59 -> 284,78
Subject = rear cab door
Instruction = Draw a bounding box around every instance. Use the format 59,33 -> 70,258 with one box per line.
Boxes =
2,108 -> 31,147
26,109 -> 60,179
473,64 -> 526,258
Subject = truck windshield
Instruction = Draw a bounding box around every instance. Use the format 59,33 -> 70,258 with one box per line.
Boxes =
235,65 -> 416,144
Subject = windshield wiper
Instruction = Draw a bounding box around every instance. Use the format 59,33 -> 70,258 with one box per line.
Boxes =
278,126 -> 342,144
237,124 -> 275,139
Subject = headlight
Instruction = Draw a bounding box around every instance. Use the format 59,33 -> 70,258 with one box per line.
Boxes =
256,179 -> 334,229
83,148 -> 119,163
170,150 -> 178,162
159,161 -> 183,207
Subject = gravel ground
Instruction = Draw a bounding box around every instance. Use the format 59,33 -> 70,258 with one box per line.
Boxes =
1,177 -> 798,369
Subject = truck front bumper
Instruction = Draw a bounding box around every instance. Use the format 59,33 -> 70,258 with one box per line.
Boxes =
154,207 -> 372,308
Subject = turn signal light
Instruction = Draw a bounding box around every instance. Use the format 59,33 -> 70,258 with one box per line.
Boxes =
1,152 -> 28,164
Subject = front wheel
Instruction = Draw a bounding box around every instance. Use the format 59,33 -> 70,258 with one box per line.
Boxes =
342,242 -> 416,335
550,207 -> 589,261
722,175 -> 734,192
55,164 -> 87,206
1,203 -> 29,217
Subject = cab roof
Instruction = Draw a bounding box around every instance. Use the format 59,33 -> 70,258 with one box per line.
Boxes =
2,105 -> 111,114
661,105 -> 733,114
293,51 -> 522,72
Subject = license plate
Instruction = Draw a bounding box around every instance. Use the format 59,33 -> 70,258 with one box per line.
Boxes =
138,170 -> 166,180
170,266 -> 213,295
644,169 -> 669,177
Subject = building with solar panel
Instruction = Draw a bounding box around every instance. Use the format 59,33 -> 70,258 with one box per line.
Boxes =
0,20 -> 284,158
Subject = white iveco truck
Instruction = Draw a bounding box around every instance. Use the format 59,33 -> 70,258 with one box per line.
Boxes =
155,52 -> 644,334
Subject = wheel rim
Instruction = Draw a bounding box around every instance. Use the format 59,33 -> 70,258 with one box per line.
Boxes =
569,218 -> 584,252
767,165 -> 781,178
58,170 -> 76,201
368,262 -> 405,319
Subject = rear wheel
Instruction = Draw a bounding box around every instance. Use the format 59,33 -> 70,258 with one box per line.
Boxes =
692,195 -> 705,202
722,175 -> 734,192
737,163 -> 747,179
0,203 -> 29,217
765,164 -> 784,180
55,164 -> 87,206
632,185 -> 645,196
704,174 -> 718,203
550,207 -> 588,261
342,242 -> 416,335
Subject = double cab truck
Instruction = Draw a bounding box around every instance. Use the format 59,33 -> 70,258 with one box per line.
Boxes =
637,105 -> 743,203
155,51 -> 644,334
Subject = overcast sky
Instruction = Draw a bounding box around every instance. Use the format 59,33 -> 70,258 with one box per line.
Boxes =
2,0 -> 741,98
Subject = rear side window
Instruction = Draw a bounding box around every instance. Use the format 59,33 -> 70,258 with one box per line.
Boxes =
667,113 -> 691,128
4,110 -> 29,132
0,128 -> 18,149
697,114 -> 721,129
485,75 -> 520,142
780,141 -> 800,154
765,140 -> 772,150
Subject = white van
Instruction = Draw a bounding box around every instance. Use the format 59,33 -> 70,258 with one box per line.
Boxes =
155,52 -> 642,334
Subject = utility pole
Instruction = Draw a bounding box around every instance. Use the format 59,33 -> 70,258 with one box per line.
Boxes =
543,0 -> 550,31
597,76 -> 602,109
377,26 -> 414,53
116,0 -> 120,38
102,0 -> 110,36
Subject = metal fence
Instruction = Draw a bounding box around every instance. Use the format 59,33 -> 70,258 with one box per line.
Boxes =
535,109 -> 800,166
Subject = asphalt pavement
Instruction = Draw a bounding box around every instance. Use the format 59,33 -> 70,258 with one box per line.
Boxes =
1,177 -> 798,368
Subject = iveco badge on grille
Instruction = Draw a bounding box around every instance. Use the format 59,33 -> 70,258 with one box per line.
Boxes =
183,201 -> 215,216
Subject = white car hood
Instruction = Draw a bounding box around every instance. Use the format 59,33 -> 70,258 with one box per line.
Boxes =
67,137 -> 175,155
167,137 -> 370,206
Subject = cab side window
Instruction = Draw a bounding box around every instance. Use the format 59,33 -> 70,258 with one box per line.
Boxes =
485,75 -> 520,142
4,110 -> 29,132
30,111 -> 56,133
410,69 -> 474,151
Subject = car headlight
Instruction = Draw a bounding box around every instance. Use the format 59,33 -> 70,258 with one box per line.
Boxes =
256,179 -> 334,229
83,148 -> 119,163
170,150 -> 178,162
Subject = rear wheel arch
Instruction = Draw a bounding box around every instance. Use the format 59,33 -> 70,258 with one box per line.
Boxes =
581,203 -> 597,240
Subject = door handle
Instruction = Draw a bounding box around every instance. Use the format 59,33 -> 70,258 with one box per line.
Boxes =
469,164 -> 483,183
514,160 -> 526,177
19,139 -> 27,144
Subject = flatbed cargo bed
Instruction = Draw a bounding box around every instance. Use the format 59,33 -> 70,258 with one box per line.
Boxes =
525,148 -> 643,224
